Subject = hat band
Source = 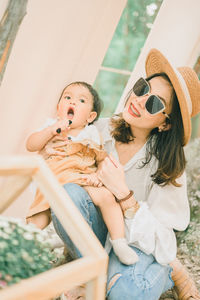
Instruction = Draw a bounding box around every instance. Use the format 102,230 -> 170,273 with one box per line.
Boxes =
174,69 -> 192,115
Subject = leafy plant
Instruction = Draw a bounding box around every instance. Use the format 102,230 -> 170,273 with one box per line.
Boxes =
0,216 -> 56,289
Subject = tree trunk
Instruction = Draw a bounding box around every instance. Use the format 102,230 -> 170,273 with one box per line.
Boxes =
0,0 -> 28,85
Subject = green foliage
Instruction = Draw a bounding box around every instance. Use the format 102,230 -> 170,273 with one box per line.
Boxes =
185,138 -> 200,221
102,0 -> 162,70
94,0 -> 163,117
176,138 -> 200,256
0,216 -> 56,289
95,70 -> 129,117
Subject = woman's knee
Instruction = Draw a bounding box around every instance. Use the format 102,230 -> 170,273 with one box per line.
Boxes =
107,271 -> 165,300
107,250 -> 173,299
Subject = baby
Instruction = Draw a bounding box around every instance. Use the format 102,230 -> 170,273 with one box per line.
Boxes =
26,81 -> 138,265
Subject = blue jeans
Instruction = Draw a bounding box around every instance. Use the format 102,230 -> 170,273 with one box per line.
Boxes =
51,183 -> 174,300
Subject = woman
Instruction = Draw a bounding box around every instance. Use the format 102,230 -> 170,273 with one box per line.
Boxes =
51,49 -> 200,299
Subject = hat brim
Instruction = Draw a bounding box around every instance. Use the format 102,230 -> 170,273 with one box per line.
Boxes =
145,48 -> 191,145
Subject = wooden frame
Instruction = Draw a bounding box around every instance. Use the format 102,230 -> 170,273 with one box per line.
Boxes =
0,155 -> 108,300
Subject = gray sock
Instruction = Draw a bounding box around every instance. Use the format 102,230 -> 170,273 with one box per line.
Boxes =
110,238 -> 139,265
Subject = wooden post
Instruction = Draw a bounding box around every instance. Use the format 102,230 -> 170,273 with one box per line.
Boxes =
0,155 -> 108,300
0,175 -> 32,213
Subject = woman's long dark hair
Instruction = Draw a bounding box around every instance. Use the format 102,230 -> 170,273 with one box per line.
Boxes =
111,73 -> 186,186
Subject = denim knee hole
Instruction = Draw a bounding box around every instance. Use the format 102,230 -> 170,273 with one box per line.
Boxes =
107,273 -> 122,293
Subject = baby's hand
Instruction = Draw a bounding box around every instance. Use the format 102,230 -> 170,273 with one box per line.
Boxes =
82,173 -> 103,187
50,119 -> 71,136
44,135 -> 71,157
45,143 -> 66,157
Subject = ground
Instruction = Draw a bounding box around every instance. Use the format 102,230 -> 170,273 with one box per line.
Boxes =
160,250 -> 200,299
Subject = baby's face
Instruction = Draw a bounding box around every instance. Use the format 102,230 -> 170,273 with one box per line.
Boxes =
57,84 -> 97,129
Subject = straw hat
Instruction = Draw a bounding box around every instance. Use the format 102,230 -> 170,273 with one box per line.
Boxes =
145,48 -> 200,145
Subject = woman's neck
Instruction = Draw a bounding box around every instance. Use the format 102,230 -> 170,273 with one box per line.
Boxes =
115,126 -> 150,165
130,126 -> 150,145
115,139 -> 145,165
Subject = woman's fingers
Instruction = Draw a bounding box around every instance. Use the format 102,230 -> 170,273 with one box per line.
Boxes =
108,153 -> 120,168
98,157 -> 118,177
81,174 -> 102,187
53,150 -> 67,156
101,154 -> 121,171
96,153 -> 128,197
64,285 -> 85,299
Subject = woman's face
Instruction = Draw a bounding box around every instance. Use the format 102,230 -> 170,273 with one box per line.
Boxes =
123,76 -> 173,133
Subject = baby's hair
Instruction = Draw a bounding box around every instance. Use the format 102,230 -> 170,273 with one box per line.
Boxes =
58,81 -> 103,122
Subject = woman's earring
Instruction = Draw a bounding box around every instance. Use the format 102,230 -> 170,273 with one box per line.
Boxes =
158,127 -> 162,132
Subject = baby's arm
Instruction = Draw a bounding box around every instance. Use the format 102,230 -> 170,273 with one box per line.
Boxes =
26,119 -> 70,152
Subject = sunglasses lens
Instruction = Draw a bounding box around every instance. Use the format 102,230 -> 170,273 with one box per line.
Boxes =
145,95 -> 165,114
133,78 -> 149,97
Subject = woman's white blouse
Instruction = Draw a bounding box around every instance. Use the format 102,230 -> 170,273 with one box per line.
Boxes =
95,118 -> 190,265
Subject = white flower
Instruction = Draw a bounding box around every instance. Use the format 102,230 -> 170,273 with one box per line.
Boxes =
1,233 -> 9,239
0,241 -> 8,249
0,220 -> 9,228
23,232 -> 34,240
146,3 -> 158,16
4,227 -> 13,234
12,239 -> 19,246
36,234 -> 45,242
25,224 -> 41,233
146,23 -> 153,29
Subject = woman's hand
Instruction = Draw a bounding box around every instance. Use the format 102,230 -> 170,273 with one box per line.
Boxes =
97,154 -> 130,199
81,173 -> 103,187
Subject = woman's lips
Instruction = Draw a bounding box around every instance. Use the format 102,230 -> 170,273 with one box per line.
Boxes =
128,103 -> 141,117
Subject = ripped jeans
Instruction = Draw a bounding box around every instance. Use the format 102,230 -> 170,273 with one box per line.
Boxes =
51,183 -> 174,300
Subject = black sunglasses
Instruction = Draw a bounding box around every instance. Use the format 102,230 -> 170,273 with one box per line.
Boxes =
132,77 -> 170,119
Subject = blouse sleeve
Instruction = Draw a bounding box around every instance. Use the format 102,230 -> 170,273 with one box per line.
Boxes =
126,172 -> 190,265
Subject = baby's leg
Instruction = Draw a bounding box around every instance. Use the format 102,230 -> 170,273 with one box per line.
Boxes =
26,209 -> 51,229
84,186 -> 138,265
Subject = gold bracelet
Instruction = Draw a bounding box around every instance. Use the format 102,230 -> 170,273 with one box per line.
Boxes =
124,202 -> 140,219
115,190 -> 134,203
